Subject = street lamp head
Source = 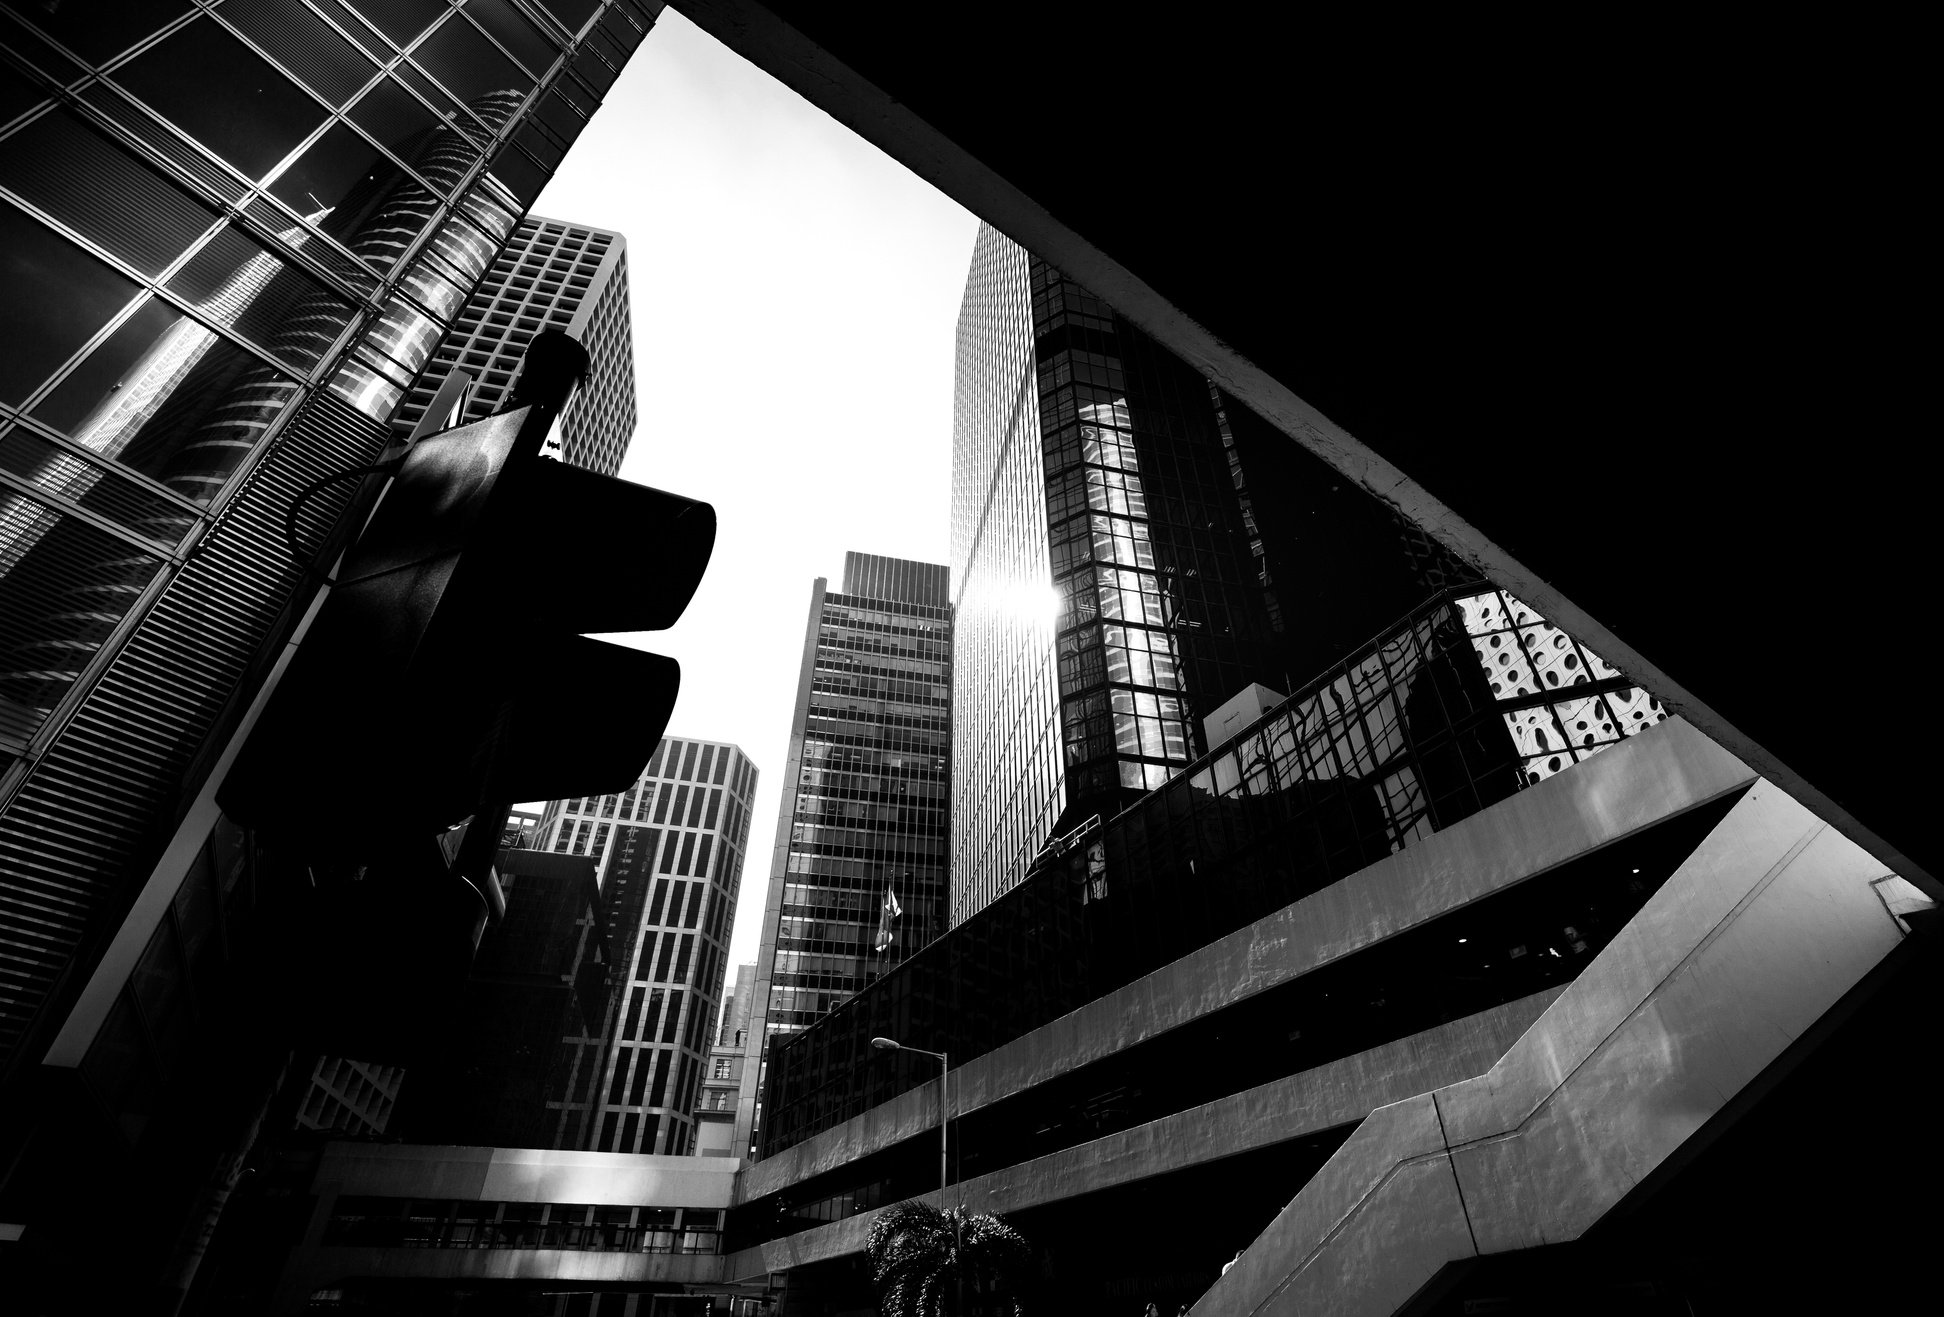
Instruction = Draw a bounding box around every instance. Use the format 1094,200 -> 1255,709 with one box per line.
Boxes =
870,1036 -> 900,1050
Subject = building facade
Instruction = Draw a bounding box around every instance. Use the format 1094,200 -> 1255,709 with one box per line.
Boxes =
731,590 -> 1929,1314
735,553 -> 952,1155
388,213 -> 636,474
693,963 -> 754,1156
0,3 -> 660,1306
533,736 -> 759,1157
949,223 -> 1445,922
268,1142 -> 744,1316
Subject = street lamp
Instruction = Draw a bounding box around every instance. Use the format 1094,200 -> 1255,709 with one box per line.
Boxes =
871,1036 -> 950,1217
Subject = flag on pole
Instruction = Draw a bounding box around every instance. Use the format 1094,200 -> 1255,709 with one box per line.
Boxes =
875,882 -> 902,953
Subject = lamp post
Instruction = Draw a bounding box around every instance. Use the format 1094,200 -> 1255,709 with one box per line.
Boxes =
872,1036 -> 949,1216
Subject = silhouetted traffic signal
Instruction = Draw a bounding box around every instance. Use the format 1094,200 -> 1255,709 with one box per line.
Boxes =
216,330 -> 712,1055
222,330 -> 711,854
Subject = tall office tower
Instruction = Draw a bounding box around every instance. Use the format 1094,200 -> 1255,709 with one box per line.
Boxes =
533,737 -> 759,1156
737,552 -> 952,1154
950,224 -> 1442,920
0,2 -> 658,1303
388,213 -> 636,474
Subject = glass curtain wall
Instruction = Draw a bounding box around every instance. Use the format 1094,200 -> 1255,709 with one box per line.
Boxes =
760,584 -> 1670,1153
0,0 -> 654,1075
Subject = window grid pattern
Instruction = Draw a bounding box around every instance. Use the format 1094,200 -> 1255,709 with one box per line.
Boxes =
743,556 -> 952,1154
388,213 -> 636,475
296,1055 -> 403,1135
1034,256 -> 1285,822
949,224 -> 1064,925
760,584 -> 1660,1154
950,226 -> 1294,927
324,1197 -> 724,1255
0,1 -> 657,1078
765,562 -> 952,1034
1455,586 -> 1669,783
534,739 -> 758,1156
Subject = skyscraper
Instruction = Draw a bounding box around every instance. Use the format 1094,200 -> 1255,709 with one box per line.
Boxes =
389,213 -> 637,475
737,552 -> 952,1154
0,2 -> 659,1304
536,736 -> 759,1156
950,223 -> 1442,920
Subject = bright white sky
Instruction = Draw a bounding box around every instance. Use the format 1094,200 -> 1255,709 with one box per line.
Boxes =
529,11 -> 978,971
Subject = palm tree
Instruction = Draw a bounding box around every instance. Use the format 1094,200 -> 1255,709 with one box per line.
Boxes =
866,1200 -> 1032,1317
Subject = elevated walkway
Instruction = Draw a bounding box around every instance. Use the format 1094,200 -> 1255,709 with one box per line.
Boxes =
1190,780 -> 1931,1316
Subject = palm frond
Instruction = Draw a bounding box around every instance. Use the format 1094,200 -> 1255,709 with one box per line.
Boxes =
867,1199 -> 1033,1316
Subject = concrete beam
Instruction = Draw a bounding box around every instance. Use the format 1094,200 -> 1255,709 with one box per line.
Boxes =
311,1144 -> 741,1208
741,718 -> 1753,1201
1193,780 -> 1922,1316
287,1245 -> 724,1286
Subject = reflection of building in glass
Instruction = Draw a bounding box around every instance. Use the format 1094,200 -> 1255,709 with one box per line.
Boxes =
0,4 -> 660,1304
1455,585 -> 1669,784
530,738 -> 759,1156
737,553 -> 953,1155
390,214 -> 637,475
950,225 -> 1451,922
294,1056 -> 404,1138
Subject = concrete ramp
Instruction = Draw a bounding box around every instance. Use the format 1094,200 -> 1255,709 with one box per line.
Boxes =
1192,781 -> 1927,1317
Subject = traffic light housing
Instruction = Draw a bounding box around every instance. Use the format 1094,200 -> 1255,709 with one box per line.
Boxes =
216,332 -> 711,1056
221,331 -> 713,856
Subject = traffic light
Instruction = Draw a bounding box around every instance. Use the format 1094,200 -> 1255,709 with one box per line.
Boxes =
221,330 -> 712,855
215,330 -> 712,1055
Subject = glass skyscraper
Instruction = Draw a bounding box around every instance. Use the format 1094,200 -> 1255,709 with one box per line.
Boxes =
950,226 -> 1066,926
0,0 -> 656,1076
738,552 -> 952,1153
951,224 -> 1312,920
531,736 -> 758,1156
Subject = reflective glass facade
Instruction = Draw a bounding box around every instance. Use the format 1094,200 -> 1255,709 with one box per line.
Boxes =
758,584 -> 1668,1155
949,226 -> 1063,923
532,737 -> 758,1155
740,553 -> 951,1152
953,226 -> 1397,923
948,223 -> 1461,925
0,0 -> 657,1078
